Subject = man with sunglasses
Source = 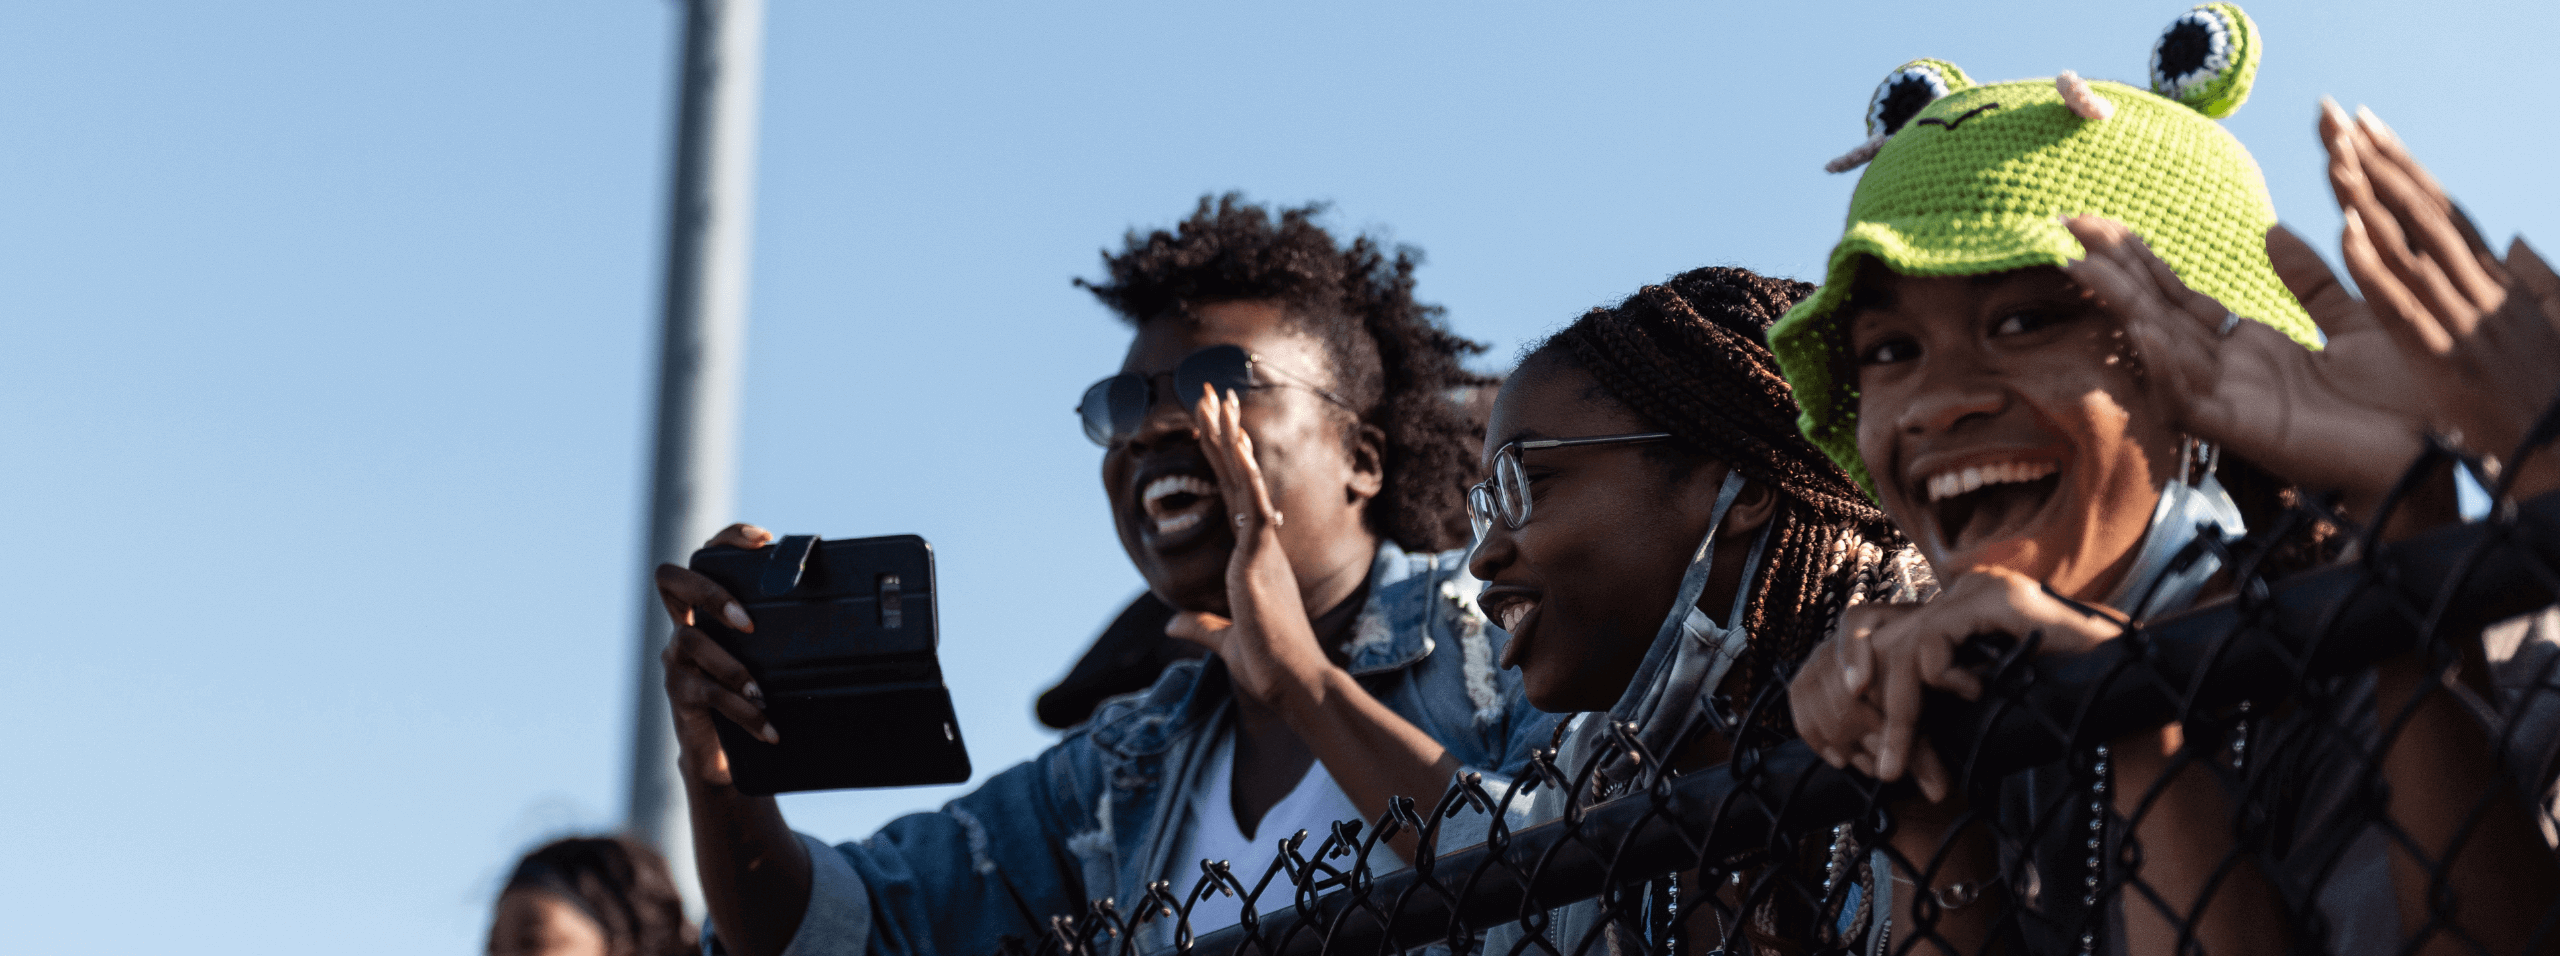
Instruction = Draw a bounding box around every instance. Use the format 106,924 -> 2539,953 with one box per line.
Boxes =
654,195 -> 1557,956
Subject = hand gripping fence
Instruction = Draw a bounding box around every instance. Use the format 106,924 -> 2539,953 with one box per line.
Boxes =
999,401 -> 2560,956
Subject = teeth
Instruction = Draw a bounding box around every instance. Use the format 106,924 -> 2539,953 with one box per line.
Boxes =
1142,474 -> 1218,510
1497,600 -> 1534,634
1924,460 -> 2058,502
1154,512 -> 1202,535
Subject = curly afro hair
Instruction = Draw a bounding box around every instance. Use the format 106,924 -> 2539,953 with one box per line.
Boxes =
1078,194 -> 1493,552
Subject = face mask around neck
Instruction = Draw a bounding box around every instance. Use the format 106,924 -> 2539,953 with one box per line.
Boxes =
1564,470 -> 1772,794
2100,471 -> 2248,619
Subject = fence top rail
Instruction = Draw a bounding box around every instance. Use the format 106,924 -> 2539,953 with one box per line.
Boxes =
1050,492 -> 2560,956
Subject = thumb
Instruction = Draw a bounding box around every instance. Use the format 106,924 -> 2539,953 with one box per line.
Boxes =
2510,238 -> 2560,321
1167,611 -> 1234,649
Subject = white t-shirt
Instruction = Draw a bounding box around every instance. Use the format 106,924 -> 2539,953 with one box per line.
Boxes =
1171,730 -> 1386,934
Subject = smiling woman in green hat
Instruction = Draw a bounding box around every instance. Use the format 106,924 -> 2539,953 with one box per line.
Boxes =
1769,4 -> 2560,953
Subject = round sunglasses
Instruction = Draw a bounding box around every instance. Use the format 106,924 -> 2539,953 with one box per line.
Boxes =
1467,432 -> 1675,538
1076,344 -> 1352,447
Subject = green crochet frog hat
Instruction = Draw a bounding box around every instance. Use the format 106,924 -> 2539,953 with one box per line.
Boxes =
1766,3 -> 2319,497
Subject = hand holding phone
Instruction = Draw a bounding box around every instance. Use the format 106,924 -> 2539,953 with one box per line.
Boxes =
658,525 -> 971,795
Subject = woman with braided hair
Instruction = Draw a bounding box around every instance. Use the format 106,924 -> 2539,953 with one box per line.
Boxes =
1461,265 -> 1932,956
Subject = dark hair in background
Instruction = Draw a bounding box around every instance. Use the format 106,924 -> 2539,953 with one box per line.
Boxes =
1526,266 -> 1928,731
1078,193 -> 1495,552
498,835 -> 696,956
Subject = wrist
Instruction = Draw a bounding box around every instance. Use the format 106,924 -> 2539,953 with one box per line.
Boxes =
678,750 -> 742,801
1269,660 -> 1354,723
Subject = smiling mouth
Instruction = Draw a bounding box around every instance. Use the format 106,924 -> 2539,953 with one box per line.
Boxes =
1140,473 -> 1219,537
1924,460 -> 2063,554
1477,590 -> 1541,668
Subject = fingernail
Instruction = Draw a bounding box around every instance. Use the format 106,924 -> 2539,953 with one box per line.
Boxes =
743,681 -> 766,707
2319,95 -> 2346,122
2344,207 -> 2365,234
2355,104 -> 2394,140
760,723 -> 781,744
722,602 -> 752,631
1841,665 -> 1862,688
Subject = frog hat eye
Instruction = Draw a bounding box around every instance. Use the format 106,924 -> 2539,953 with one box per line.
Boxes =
2149,2 -> 2261,118
1827,59 -> 1973,173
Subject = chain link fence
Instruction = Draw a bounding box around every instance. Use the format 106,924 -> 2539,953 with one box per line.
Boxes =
1001,418 -> 2560,956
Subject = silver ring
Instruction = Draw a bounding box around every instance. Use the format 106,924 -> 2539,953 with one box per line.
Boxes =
2218,311 -> 2244,337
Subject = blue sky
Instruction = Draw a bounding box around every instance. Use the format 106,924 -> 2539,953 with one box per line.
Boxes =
2,1 -> 2550,952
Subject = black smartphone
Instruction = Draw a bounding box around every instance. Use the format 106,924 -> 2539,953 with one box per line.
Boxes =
687,533 -> 972,794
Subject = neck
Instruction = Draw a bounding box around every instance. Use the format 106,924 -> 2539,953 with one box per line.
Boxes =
1225,580 -> 1371,836
1231,528 -> 1375,748
1695,527 -> 1759,628
1293,529 -> 1381,636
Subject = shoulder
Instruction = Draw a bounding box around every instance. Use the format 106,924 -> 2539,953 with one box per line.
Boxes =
1083,657 -> 1222,759
1341,543 -> 1483,673
1384,544 -> 1498,656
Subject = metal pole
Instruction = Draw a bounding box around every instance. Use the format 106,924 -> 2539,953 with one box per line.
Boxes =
629,0 -> 763,920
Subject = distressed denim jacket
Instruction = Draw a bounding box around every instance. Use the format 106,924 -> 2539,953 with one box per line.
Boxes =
742,541 -> 1562,956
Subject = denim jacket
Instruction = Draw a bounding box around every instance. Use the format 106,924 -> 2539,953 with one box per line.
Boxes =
745,541 -> 1561,956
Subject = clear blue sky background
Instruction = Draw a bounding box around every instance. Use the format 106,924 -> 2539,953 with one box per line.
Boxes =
2,1 -> 2550,951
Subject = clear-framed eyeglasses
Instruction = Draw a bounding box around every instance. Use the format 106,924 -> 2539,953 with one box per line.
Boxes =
1466,431 -> 1675,539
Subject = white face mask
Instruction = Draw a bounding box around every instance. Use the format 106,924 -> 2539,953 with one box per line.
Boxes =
1562,470 -> 1772,793
2100,470 -> 2249,619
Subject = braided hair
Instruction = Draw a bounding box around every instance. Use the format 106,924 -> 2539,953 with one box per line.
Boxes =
1528,266 -> 1933,732
1079,193 -> 1494,552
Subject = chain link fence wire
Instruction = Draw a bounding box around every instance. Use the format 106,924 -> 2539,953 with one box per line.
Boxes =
999,407 -> 2560,956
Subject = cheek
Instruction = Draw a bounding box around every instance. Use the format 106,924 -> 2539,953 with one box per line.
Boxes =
2061,373 -> 2175,483
1100,456 -> 1131,508
1855,408 -> 1939,555
2055,334 -> 2173,447
1535,495 -> 1689,625
1856,411 -> 1897,489
1243,410 -> 1347,495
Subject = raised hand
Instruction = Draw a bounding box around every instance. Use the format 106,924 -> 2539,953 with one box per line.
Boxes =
2061,215 -> 2428,515
1167,385 -> 1333,706
656,522 -> 781,787
2323,102 -> 2560,497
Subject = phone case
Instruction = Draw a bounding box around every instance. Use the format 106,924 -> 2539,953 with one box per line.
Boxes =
687,533 -> 972,794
